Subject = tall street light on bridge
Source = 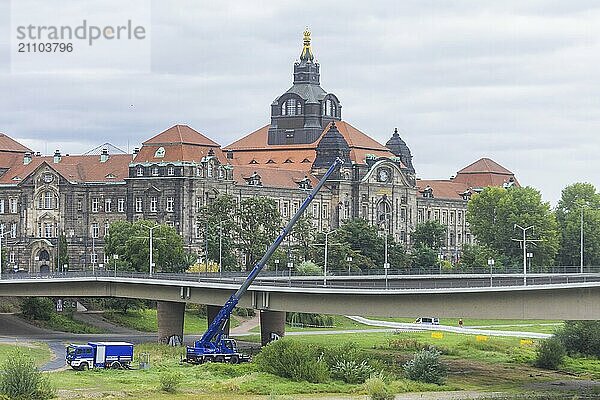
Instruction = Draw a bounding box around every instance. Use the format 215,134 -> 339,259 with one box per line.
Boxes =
512,224 -> 541,286
312,229 -> 338,287
137,223 -> 161,276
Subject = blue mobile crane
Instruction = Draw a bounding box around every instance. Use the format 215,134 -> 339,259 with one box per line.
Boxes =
184,158 -> 343,364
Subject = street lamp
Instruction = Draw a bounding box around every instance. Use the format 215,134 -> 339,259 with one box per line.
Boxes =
139,223 -> 160,276
113,254 -> 119,277
346,255 -> 353,275
487,258 -> 495,287
513,224 -> 539,285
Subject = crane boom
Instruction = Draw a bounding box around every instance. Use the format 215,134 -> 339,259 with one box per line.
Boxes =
196,158 -> 343,347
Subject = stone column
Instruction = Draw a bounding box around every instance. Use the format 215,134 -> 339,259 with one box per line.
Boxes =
157,301 -> 185,345
260,310 -> 285,346
206,305 -> 230,336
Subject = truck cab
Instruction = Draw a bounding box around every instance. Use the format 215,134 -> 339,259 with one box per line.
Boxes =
66,345 -> 95,370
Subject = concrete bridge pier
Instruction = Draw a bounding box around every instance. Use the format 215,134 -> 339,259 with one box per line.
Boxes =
260,310 -> 285,346
157,301 -> 185,344
207,305 -> 230,336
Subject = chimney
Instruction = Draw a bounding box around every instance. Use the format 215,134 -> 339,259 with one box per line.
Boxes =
132,147 -> 140,160
53,149 -> 61,163
23,152 -> 32,165
100,148 -> 109,163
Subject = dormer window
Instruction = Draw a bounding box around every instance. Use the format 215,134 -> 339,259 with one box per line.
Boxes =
420,186 -> 434,199
249,159 -> 258,164
324,99 -> 336,116
136,166 -> 144,176
167,166 -> 175,176
151,166 -> 159,176
301,158 -> 310,163
245,172 -> 262,186
298,176 -> 312,190
284,159 -> 293,164
154,147 -> 165,158
266,159 -> 275,164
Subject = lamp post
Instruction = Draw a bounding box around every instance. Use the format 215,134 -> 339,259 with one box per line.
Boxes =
219,220 -> 223,276
323,229 -> 336,287
487,258 -> 495,287
113,254 -> 119,277
513,224 -> 538,285
346,255 -> 353,276
580,207 -> 584,273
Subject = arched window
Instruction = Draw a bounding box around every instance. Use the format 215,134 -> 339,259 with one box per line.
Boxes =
38,191 -> 55,209
325,99 -> 332,116
296,101 -> 302,115
286,98 -> 296,116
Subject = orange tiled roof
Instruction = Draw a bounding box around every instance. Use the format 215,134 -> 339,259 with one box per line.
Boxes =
135,125 -> 228,164
453,157 -> 518,188
225,121 -> 398,168
233,165 -> 318,189
0,133 -> 32,153
0,154 -> 131,184
417,179 -> 469,200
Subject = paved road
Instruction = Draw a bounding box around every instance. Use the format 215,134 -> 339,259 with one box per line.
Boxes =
347,316 -> 553,339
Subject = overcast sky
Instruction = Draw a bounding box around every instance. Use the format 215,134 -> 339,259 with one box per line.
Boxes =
1,1 -> 600,205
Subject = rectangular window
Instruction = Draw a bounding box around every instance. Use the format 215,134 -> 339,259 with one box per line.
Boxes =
91,197 -> 99,213
37,223 -> 42,237
458,211 -> 463,223
0,199 -> 4,214
167,166 -> 174,176
118,198 -> 125,213
151,167 -> 159,176
136,167 -> 144,177
9,199 -> 17,213
282,201 -> 289,218
105,198 -> 112,213
9,252 -> 14,264
418,209 -> 423,223
44,223 -> 53,238
10,223 -> 16,238
312,204 -> 319,219
150,197 -> 157,212
104,221 -> 110,236
344,202 -> 350,219
442,211 -> 447,224
400,207 -> 406,222
135,197 -> 143,213
92,223 -> 99,238
77,200 -> 82,212
450,211 -> 455,224
434,210 -> 439,221
292,201 -> 299,215
195,222 -> 201,238
166,197 -> 174,212
91,253 -> 98,264
322,204 -> 329,220
196,196 -> 202,211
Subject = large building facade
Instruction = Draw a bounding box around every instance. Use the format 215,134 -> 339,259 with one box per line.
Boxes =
0,30 -> 517,272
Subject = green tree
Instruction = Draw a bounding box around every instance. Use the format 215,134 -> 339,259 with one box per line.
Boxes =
555,183 -> 600,266
0,349 -> 55,400
412,220 -> 446,250
458,244 -> 504,271
290,215 -> 314,262
56,234 -> 69,271
105,220 -> 188,273
411,244 -> 438,268
236,197 -> 281,268
199,195 -> 238,270
467,186 -> 559,267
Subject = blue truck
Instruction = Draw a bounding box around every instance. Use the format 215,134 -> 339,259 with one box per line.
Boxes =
183,158 -> 343,364
66,342 -> 134,370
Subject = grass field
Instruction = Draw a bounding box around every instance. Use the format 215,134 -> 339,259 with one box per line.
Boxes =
46,328 -> 600,399
0,342 -> 52,367
28,312 -> 104,334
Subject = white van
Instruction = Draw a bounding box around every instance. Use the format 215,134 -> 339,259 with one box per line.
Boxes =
414,317 -> 440,325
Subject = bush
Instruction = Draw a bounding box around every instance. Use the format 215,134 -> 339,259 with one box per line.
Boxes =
534,338 -> 565,370
555,321 -> 600,357
254,338 -> 329,383
295,261 -> 322,276
20,298 -> 54,321
0,349 -> 54,400
403,348 -> 447,384
159,371 -> 182,393
331,359 -> 375,384
363,375 -> 394,400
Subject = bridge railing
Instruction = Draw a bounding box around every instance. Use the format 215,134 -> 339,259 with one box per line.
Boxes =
1,269 -> 599,290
